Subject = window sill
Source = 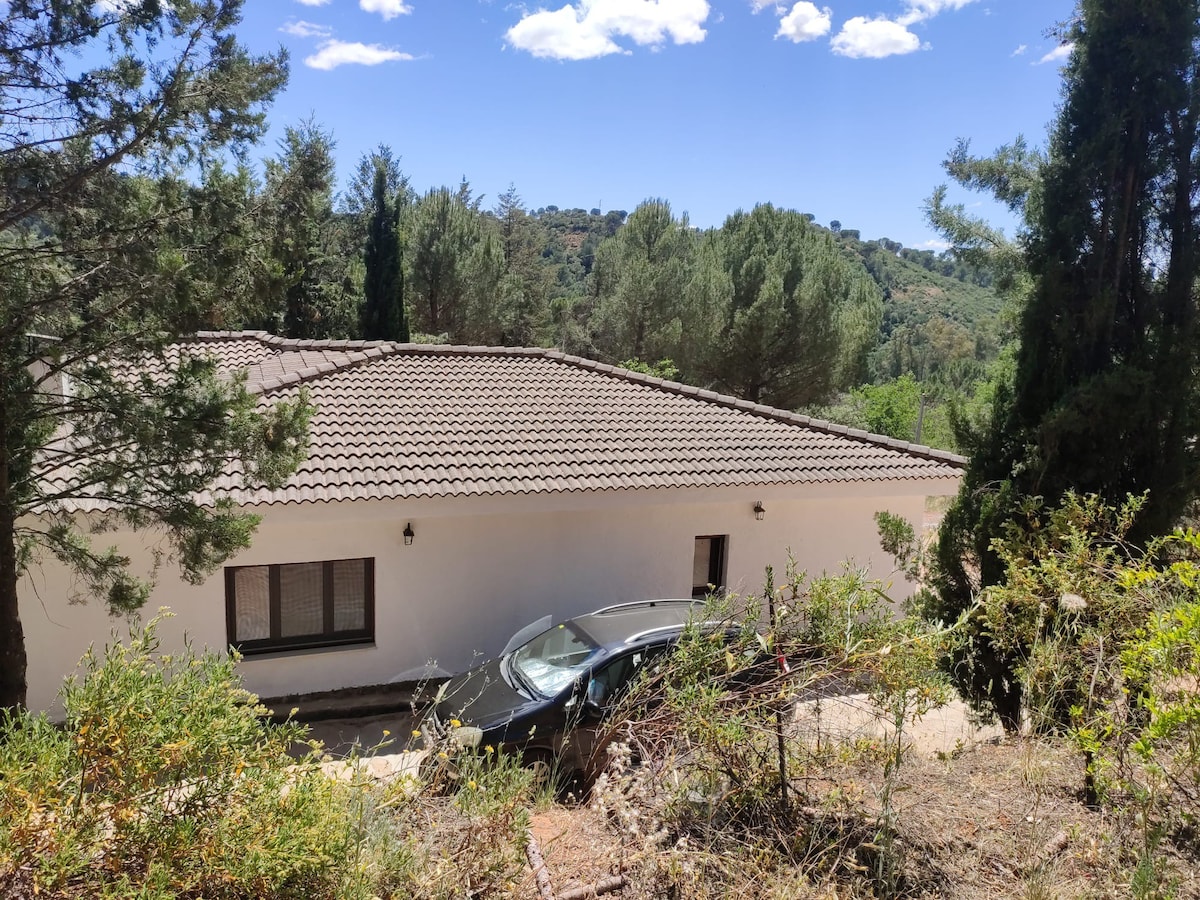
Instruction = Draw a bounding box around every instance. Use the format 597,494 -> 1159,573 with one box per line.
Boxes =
235,639 -> 376,661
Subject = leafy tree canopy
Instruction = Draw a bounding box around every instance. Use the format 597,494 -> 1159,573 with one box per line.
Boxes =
0,0 -> 308,709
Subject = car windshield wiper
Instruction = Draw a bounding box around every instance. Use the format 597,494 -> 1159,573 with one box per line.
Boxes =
504,654 -> 543,700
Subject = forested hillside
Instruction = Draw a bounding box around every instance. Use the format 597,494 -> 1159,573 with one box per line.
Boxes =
217,128 -> 1005,452
9,116 -> 999,452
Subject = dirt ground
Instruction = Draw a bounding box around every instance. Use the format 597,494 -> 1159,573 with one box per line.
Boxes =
297,699 -> 1198,897
522,735 -> 1199,899
301,710 -> 420,758
859,737 -> 1198,899
527,804 -> 631,897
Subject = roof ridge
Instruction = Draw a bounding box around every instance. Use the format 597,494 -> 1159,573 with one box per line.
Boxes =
189,333 -> 965,467
190,331 -> 406,393
192,331 -> 399,352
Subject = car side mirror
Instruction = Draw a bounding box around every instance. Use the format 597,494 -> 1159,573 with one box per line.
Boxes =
582,698 -> 604,719
583,679 -> 606,716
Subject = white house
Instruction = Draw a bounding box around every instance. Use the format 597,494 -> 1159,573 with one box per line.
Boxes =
20,332 -> 964,713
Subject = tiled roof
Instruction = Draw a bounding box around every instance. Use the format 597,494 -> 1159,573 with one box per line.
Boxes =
177,332 -> 965,506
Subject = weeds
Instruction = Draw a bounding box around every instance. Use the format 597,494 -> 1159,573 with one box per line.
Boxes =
971,494 -> 1200,894
592,559 -> 955,898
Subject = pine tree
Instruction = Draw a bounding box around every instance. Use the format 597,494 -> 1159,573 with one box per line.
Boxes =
361,167 -> 408,341
589,199 -> 694,366
407,187 -> 484,340
702,204 -> 881,408
488,184 -> 552,346
930,0 -> 1200,727
258,122 -> 359,339
0,0 -> 306,709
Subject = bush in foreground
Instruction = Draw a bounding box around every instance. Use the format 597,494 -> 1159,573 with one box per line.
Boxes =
0,613 -> 533,899
593,563 -> 954,897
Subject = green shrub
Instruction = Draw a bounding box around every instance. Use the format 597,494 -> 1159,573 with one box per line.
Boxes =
594,561 -> 953,898
0,614 -> 382,898
972,496 -> 1200,890
0,612 -> 539,900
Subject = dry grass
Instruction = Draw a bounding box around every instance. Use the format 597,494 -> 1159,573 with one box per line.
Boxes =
544,735 -> 1200,899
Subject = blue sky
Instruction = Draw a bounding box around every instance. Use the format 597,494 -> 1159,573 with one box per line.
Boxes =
235,0 -> 1076,249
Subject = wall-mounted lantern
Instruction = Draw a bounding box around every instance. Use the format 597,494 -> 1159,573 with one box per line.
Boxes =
403,522 -> 415,546
753,501 -> 765,521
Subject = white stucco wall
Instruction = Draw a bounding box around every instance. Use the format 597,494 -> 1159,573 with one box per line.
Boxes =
19,480 -> 955,713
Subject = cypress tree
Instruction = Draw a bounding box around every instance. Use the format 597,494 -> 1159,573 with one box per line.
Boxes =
361,167 -> 408,342
930,0 -> 1200,727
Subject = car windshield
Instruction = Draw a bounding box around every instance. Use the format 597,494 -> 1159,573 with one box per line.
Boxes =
509,622 -> 602,698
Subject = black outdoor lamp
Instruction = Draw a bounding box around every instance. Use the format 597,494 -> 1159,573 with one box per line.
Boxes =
403,522 -> 415,546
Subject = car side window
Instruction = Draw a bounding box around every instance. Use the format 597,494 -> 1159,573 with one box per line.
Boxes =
588,643 -> 675,707
588,651 -> 646,707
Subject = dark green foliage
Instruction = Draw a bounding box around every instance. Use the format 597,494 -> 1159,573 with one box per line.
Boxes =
589,199 -> 695,366
929,0 -> 1200,726
701,204 -> 883,408
361,166 -> 408,341
341,143 -> 413,225
485,185 -> 553,346
406,187 -> 481,339
0,0 -> 307,709
925,137 -> 1042,297
256,121 -> 360,339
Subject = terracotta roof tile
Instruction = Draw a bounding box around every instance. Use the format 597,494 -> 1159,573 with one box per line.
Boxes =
63,332 -> 965,509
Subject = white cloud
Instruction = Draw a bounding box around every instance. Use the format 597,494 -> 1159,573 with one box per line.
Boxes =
280,19 -> 333,38
295,0 -> 331,5
1036,42 -> 1073,65
825,0 -> 972,59
506,0 -> 710,61
1011,43 -> 1027,56
748,0 -> 778,9
304,39 -> 413,70
507,7 -> 623,59
776,2 -> 831,42
359,0 -> 413,19
895,0 -> 976,26
831,16 -> 922,58
920,239 -> 951,251
95,0 -> 155,11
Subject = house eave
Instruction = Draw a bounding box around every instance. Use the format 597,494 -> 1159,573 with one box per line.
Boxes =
221,476 -> 963,524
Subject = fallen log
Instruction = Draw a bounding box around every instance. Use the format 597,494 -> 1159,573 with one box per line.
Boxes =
525,830 -> 556,900
1024,829 -> 1069,874
557,874 -> 627,900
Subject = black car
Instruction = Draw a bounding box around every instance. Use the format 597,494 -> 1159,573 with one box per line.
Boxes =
421,599 -> 711,786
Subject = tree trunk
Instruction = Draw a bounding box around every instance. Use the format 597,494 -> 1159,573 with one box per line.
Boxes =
0,514 -> 25,711
0,396 -> 26,710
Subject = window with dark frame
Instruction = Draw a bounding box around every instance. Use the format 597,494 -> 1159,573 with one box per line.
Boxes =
692,535 -> 727,599
225,557 -> 375,654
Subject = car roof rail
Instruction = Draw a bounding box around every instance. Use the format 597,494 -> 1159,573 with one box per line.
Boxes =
592,598 -> 703,616
622,624 -> 689,644
623,618 -> 728,645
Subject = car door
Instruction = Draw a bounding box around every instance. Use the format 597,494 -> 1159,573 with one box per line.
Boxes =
566,641 -> 674,778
